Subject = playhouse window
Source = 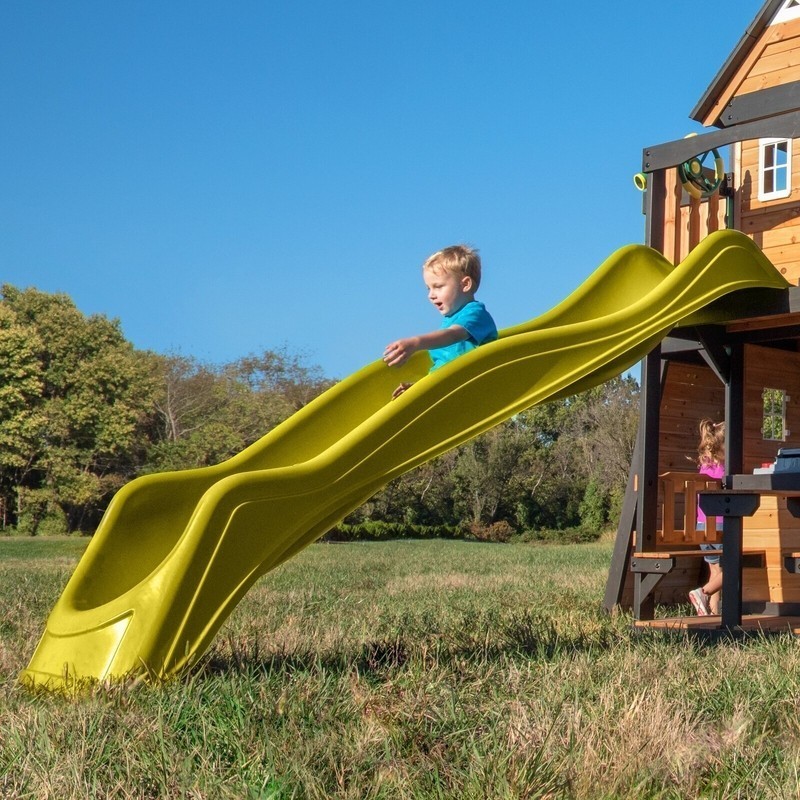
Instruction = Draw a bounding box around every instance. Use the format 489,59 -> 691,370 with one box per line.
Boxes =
759,139 -> 792,201
773,0 -> 800,24
763,388 -> 787,441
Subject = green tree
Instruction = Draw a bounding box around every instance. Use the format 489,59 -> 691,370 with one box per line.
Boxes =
355,375 -> 639,535
144,354 -> 246,471
558,375 -> 639,527
0,305 -> 46,527
1,285 -> 157,532
232,347 -> 333,412
451,423 -> 532,526
144,348 -> 333,473
352,450 -> 458,527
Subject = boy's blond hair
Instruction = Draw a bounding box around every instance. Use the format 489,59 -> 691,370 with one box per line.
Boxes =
423,245 -> 482,290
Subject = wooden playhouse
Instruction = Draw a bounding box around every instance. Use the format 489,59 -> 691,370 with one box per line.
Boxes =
604,0 -> 800,631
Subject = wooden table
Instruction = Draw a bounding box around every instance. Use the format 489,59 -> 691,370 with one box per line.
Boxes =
699,473 -> 800,628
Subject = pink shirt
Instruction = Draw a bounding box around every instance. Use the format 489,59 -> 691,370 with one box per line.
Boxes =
697,461 -> 725,524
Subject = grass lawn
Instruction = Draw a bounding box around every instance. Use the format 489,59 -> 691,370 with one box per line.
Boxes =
2,536 -> 800,798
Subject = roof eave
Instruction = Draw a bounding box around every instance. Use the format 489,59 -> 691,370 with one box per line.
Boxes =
690,0 -> 786,127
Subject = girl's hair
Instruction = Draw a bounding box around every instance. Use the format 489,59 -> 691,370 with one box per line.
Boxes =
423,245 -> 482,290
698,418 -> 725,466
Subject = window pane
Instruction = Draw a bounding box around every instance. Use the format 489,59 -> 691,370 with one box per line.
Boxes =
763,388 -> 786,441
764,144 -> 775,169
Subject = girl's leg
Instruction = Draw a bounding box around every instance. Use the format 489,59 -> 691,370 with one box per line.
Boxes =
704,562 -> 723,613
703,562 -> 722,596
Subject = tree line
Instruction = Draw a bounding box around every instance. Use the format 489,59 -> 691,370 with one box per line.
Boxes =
0,284 -> 638,537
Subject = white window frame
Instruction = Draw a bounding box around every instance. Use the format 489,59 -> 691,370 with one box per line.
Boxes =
758,138 -> 793,201
773,0 -> 800,24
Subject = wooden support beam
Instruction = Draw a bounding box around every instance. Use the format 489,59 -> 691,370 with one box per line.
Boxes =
602,432 -> 640,612
642,109 -> 800,173
633,348 -> 664,620
695,326 -> 731,384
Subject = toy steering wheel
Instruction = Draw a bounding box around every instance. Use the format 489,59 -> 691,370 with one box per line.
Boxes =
678,147 -> 725,199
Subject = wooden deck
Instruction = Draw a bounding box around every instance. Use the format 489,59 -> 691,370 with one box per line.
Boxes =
634,614 -> 800,635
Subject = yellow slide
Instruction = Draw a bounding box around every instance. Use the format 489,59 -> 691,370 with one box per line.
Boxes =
21,231 -> 789,688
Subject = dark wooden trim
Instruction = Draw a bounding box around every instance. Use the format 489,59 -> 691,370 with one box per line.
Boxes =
726,342 -> 745,476
721,342 -> 745,628
660,336 -> 704,354
690,0 -> 784,124
698,492 -> 761,517
642,109 -> 800,172
634,573 -> 665,611
636,347 -> 662,554
602,432 -> 640,612
725,81 -> 800,126
632,551 -> 763,571
632,348 -> 665,620
695,326 -> 731,384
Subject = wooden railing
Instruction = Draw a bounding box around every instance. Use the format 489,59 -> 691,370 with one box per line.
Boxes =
658,470 -> 722,544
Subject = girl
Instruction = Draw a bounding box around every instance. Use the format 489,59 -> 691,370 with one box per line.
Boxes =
688,419 -> 725,616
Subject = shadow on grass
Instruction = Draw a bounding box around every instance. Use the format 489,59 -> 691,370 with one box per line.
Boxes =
196,611 -> 630,680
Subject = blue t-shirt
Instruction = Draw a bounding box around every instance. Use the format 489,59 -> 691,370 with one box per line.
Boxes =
429,300 -> 498,371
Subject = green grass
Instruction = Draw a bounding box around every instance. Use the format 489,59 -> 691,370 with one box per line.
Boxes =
3,537 -> 800,798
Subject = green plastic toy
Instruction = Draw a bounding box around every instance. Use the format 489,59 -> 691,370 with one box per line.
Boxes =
20,230 -> 790,688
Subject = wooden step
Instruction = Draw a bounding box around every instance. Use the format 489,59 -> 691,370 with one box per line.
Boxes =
634,614 -> 800,635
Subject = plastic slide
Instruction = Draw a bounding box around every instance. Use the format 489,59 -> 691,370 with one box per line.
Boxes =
20,230 -> 790,688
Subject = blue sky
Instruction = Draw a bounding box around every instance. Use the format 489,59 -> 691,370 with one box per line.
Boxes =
1,1 -> 763,379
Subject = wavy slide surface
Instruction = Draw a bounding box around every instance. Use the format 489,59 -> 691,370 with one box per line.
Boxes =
21,230 -> 789,687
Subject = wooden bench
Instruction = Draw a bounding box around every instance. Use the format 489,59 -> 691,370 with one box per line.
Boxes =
633,475 -> 776,621
631,550 -> 721,573
631,473 -> 728,619
631,550 -> 766,574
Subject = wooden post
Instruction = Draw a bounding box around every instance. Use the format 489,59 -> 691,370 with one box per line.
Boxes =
633,345 -> 663,619
722,342 -> 745,627
606,166 -> 667,616
602,432 -> 640,611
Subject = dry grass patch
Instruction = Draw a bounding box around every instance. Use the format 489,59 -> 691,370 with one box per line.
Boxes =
5,539 -> 800,798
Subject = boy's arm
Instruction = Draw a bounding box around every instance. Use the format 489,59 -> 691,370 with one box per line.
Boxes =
383,325 -> 468,367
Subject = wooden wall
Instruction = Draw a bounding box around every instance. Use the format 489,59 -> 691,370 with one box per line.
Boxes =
690,15 -> 800,283
654,150 -> 800,285
735,17 -> 800,97
636,12 -> 800,608
658,361 -> 724,473
742,344 -> 800,605
650,15 -> 800,278
697,17 -> 800,127
648,345 -> 800,607
738,136 -> 800,285
743,344 -> 800,470
636,361 -> 725,605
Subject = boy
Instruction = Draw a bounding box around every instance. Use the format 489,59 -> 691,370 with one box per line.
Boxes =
383,244 -> 497,399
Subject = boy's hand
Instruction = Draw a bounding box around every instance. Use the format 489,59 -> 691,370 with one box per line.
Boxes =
384,326 -> 468,367
383,337 -> 419,367
392,382 -> 412,399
